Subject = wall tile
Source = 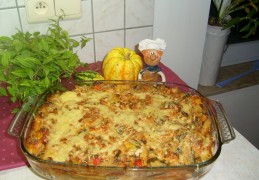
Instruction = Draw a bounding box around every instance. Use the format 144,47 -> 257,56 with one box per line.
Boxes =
60,0 -> 93,35
95,30 -> 124,61
0,0 -> 154,64
126,0 -> 154,28
126,27 -> 153,52
73,34 -> 95,63
93,0 -> 124,32
17,0 -> 25,6
0,9 -> 21,36
0,0 -> 16,8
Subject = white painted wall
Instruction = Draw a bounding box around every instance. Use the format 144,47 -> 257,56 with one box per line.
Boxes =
153,0 -> 211,88
221,40 -> 259,66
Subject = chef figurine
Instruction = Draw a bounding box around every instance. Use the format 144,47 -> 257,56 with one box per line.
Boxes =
138,38 -> 166,82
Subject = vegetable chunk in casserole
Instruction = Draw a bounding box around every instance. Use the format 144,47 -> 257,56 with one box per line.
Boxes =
25,82 -> 215,167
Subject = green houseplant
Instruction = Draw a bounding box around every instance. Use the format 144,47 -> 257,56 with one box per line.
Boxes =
199,0 -> 259,86
210,0 -> 259,38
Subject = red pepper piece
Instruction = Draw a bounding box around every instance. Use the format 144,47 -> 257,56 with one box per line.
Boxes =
93,158 -> 102,166
134,159 -> 142,167
94,85 -> 102,91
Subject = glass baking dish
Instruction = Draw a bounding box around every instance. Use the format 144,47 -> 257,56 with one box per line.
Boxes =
8,80 -> 235,180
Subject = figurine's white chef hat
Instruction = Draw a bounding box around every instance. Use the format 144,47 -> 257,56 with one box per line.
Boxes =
138,38 -> 166,51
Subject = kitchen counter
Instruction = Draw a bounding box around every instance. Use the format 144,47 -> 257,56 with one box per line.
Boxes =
1,129 -> 258,180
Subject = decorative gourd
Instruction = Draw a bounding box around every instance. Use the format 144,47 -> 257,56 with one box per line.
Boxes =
102,47 -> 143,80
74,70 -> 104,81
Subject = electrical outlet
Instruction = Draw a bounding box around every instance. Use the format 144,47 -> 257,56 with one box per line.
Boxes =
25,0 -> 56,23
25,0 -> 81,24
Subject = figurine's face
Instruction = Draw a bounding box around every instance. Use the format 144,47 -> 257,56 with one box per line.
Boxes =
141,49 -> 163,66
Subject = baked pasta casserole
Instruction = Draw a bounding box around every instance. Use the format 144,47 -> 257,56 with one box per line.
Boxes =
25,81 -> 215,167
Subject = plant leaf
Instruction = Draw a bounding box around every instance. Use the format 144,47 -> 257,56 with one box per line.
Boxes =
33,32 -> 40,37
20,80 -> 32,87
7,86 -> 17,99
43,66 -> 50,76
223,17 -> 241,29
240,22 -> 252,32
56,59 -> 68,71
13,57 -> 41,69
0,87 -> 7,96
81,36 -> 91,49
11,69 -> 28,78
247,8 -> 257,18
12,39 -> 23,52
40,39 -> 49,52
25,68 -> 34,80
0,72 -> 6,81
61,51 -> 73,59
56,39 -> 66,49
34,85 -> 45,94
68,55 -> 79,68
12,57 -> 35,68
1,51 -> 11,67
0,36 -> 11,43
44,76 -> 50,87
242,26 -> 257,38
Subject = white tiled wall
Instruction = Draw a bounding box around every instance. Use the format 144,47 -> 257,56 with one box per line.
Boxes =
0,0 -> 154,63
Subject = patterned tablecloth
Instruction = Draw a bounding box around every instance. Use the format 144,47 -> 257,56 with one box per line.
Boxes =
0,61 -> 185,171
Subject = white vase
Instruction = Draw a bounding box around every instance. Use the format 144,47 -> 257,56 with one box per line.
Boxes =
199,25 -> 230,86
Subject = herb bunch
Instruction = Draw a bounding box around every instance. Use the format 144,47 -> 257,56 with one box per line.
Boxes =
0,17 -> 90,103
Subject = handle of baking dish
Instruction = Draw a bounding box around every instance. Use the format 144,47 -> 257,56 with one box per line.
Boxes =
8,96 -> 36,138
210,100 -> 236,144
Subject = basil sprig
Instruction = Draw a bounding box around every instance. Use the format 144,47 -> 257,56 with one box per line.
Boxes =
0,17 -> 90,104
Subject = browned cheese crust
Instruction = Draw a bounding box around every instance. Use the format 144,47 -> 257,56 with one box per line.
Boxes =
25,82 -> 215,167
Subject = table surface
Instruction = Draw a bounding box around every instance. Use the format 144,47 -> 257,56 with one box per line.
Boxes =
1,62 -> 259,179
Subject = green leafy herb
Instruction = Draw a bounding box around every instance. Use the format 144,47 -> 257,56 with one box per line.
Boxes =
0,16 -> 91,103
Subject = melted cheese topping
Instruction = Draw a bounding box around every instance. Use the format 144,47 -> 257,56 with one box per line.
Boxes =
25,82 -> 215,167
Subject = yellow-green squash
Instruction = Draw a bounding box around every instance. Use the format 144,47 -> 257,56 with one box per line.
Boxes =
102,47 -> 143,80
